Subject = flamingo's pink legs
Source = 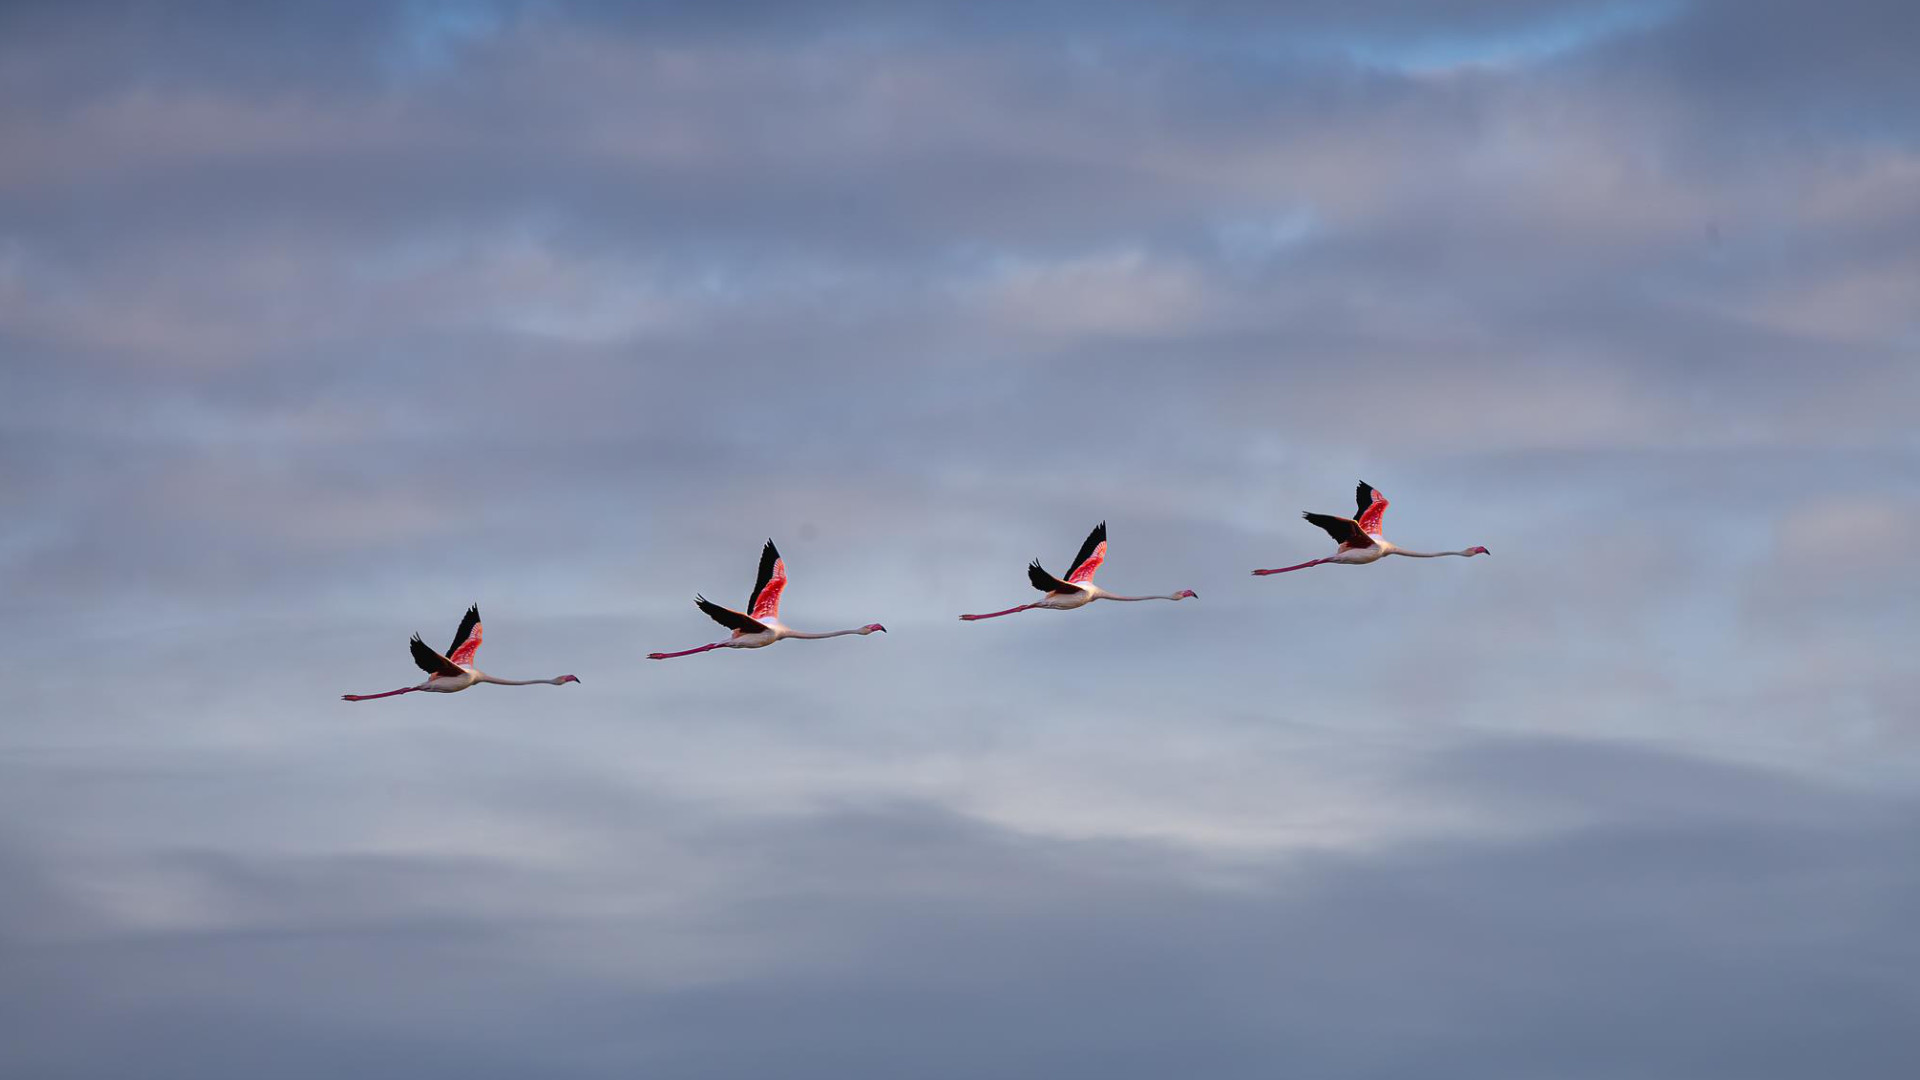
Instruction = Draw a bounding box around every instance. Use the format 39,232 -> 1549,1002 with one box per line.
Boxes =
342,687 -> 420,702
1252,558 -> 1328,576
648,642 -> 729,660
959,604 -> 1037,621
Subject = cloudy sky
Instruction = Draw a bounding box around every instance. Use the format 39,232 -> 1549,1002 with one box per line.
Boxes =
3,0 -> 1917,1075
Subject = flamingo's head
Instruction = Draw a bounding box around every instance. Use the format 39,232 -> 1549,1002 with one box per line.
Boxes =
558,674 -> 581,684
863,623 -> 887,634
1469,546 -> 1491,556
1177,589 -> 1199,600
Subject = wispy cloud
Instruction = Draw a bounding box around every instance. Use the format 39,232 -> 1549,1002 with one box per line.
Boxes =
2,2 -> 1916,1075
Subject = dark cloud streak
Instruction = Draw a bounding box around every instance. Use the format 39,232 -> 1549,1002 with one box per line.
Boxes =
2,739 -> 1916,1079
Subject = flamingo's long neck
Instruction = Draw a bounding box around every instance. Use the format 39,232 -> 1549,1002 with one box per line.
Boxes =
781,627 -> 867,639
478,674 -> 571,685
1387,548 -> 1476,558
1097,592 -> 1186,602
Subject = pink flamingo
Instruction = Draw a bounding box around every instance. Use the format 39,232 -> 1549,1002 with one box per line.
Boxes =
342,605 -> 579,701
959,522 -> 1197,621
1253,482 -> 1489,576
648,540 -> 886,659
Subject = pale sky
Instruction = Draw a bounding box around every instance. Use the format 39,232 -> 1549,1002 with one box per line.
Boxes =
3,1 -> 1917,1076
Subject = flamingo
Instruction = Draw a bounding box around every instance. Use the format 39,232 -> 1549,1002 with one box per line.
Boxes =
1252,482 -> 1489,576
959,522 -> 1197,621
647,540 -> 886,660
341,605 -> 579,701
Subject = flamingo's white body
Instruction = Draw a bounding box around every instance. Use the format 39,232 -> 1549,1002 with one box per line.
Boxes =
959,522 -> 1197,621
1253,483 -> 1489,576
342,606 -> 579,701
648,540 -> 886,660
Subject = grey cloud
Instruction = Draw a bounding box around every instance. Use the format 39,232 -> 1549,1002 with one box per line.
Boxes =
3,738 -> 1916,1079
1599,0 -> 1920,118
3,3 -> 1918,1074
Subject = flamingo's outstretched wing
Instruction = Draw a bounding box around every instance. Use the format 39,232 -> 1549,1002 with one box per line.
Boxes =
1303,512 -> 1374,548
410,634 -> 465,677
446,604 -> 482,667
1028,561 -> 1082,595
697,595 -> 769,635
1354,483 -> 1389,536
748,540 -> 787,622
1064,521 -> 1107,585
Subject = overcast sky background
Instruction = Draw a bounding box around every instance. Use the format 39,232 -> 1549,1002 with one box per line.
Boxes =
3,1 -> 1917,1076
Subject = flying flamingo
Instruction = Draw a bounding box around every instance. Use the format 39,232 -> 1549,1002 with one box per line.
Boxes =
1253,482 -> 1489,576
341,605 -> 579,701
647,540 -> 886,660
959,522 -> 1197,621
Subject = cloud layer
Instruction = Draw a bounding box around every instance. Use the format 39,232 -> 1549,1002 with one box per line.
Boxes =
2,2 -> 1916,1076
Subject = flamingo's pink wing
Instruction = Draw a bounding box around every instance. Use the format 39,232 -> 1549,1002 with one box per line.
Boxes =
749,543 -> 788,622
1065,542 -> 1106,584
1064,522 -> 1108,584
447,605 -> 483,666
1356,487 -> 1389,535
